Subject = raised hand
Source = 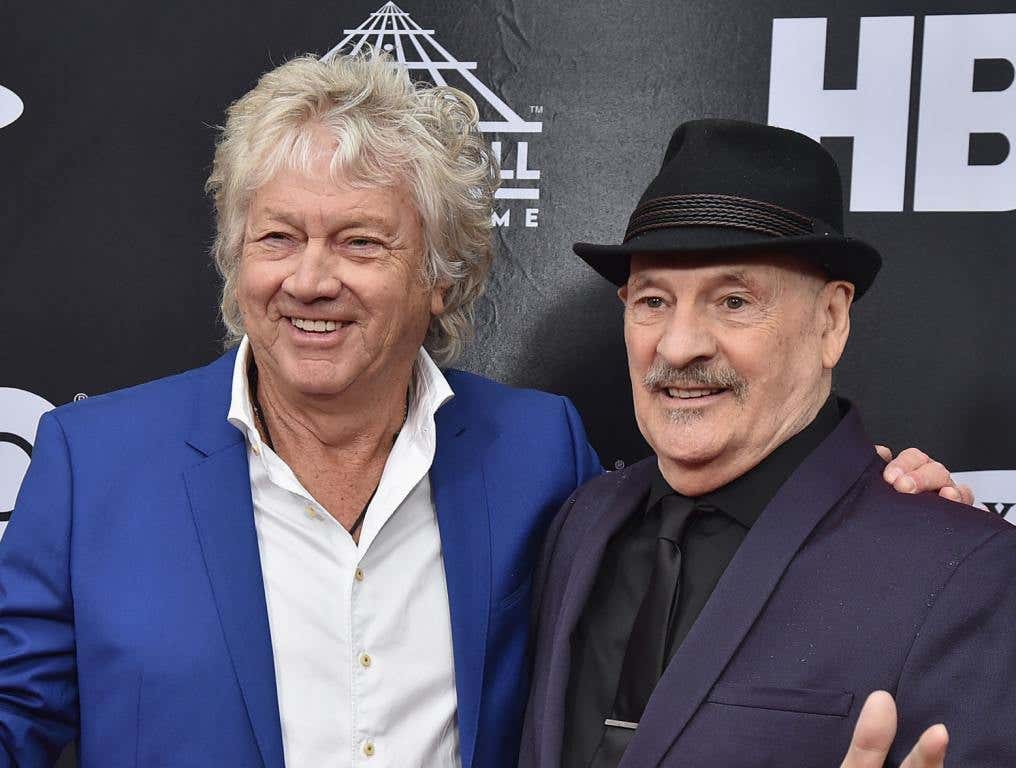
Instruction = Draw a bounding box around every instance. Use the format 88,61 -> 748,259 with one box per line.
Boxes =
839,691 -> 948,768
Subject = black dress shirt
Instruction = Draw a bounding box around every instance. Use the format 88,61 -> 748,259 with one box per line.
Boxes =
562,396 -> 843,768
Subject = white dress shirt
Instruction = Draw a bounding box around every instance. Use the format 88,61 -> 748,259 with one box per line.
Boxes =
227,336 -> 461,768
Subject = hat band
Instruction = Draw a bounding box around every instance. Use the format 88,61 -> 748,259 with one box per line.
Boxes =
624,194 -> 823,243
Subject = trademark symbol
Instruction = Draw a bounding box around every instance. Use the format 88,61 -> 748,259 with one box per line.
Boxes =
73,393 -> 88,402
529,105 -> 544,115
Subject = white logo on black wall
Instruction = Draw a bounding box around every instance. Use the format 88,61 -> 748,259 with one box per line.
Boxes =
0,389 -> 54,536
323,1 -> 542,228
769,13 -> 1016,212
0,84 -> 23,130
953,471 -> 1016,527
1,90 -> 36,537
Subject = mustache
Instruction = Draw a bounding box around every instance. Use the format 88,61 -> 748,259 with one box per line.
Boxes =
643,359 -> 749,402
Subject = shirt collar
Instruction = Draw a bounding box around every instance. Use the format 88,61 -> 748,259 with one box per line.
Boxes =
226,336 -> 260,448
648,394 -> 844,529
226,335 -> 454,451
405,343 -> 455,436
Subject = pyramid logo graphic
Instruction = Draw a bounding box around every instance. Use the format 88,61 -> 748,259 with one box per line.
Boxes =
323,2 -> 542,216
323,2 -> 541,134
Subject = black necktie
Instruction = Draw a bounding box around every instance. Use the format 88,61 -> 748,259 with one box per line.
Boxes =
589,495 -> 695,767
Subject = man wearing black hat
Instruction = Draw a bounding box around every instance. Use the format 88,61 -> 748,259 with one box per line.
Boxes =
519,120 -> 1016,767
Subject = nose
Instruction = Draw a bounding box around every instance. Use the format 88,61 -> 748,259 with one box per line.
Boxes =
655,302 -> 718,369
283,237 -> 343,303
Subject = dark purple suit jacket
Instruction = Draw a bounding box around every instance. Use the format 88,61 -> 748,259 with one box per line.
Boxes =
520,406 -> 1016,767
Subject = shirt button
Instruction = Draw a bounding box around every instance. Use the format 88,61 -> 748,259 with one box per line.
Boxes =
251,443 -> 260,455
359,652 -> 372,668
355,568 -> 365,582
305,506 -> 320,520
363,740 -> 375,757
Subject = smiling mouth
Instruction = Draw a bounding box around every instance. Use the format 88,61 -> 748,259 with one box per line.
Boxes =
661,387 -> 727,401
288,317 -> 353,333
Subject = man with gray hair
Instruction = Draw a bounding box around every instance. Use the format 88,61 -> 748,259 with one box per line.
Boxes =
0,58 -> 962,768
0,52 -> 604,768
520,119 -> 1016,768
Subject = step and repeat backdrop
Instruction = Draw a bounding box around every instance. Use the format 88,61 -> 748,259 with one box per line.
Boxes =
2,0 -> 1015,586
4,3 -> 1016,514
2,1 -> 1014,763
3,0 -> 1015,534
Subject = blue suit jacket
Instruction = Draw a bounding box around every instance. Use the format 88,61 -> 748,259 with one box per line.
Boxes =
521,404 -> 1016,767
0,350 -> 602,768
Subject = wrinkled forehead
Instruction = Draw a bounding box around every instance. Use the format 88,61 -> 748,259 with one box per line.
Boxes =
244,170 -> 422,243
627,252 -> 825,294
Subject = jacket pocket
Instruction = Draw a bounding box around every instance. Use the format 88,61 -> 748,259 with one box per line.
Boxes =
706,683 -> 853,717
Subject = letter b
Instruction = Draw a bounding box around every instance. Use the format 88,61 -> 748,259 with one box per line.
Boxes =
914,14 -> 1016,212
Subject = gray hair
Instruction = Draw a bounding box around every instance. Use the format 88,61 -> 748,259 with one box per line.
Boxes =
205,52 -> 500,365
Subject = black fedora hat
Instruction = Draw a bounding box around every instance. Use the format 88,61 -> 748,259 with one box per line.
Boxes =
573,119 -> 882,298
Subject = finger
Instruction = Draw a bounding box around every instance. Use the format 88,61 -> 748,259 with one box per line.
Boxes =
841,691 -> 897,768
957,484 -> 975,506
883,448 -> 930,486
900,460 -> 952,495
938,482 -> 975,505
899,724 -> 948,768
875,445 -> 893,463
938,486 -> 962,502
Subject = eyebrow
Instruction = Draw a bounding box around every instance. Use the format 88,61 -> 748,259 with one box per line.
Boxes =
253,207 -> 395,230
630,268 -> 756,292
629,274 -> 652,291
254,208 -> 300,227
716,269 -> 753,289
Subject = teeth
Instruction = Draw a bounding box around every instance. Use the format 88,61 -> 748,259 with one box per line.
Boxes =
665,388 -> 722,400
290,317 -> 345,333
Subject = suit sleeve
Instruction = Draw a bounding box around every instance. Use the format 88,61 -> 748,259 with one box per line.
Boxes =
560,396 -> 604,488
0,412 -> 80,766
891,525 -> 1016,766
521,397 -> 601,764
532,397 -> 600,633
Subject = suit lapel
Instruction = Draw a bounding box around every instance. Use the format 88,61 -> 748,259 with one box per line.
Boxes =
539,460 -> 658,768
431,396 -> 494,768
619,407 -> 877,768
183,352 -> 285,768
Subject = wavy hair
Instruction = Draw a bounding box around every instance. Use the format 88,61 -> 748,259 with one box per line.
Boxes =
205,52 -> 499,365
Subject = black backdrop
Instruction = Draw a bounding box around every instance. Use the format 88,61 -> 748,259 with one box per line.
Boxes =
2,2 -> 1015,764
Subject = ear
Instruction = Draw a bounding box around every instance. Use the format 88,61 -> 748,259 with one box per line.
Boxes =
617,284 -> 629,304
430,282 -> 449,316
819,280 -> 854,369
